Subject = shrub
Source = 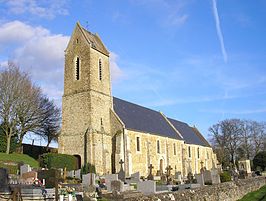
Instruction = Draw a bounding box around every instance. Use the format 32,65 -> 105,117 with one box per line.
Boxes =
40,153 -> 77,170
81,163 -> 96,174
220,171 -> 231,182
253,151 -> 266,171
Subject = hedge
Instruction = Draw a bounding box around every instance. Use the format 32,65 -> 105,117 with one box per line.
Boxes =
220,171 -> 232,182
40,153 -> 78,170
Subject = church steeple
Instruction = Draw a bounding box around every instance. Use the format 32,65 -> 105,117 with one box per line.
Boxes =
59,22 -> 112,174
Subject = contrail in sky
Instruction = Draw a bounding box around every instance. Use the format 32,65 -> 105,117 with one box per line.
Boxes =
211,0 -> 228,63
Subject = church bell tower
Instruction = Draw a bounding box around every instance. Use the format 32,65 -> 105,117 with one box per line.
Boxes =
58,22 -> 112,174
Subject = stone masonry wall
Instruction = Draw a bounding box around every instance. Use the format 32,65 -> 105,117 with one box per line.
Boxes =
123,177 -> 266,201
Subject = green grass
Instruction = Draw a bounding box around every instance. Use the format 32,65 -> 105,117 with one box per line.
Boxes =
238,185 -> 266,201
0,153 -> 39,168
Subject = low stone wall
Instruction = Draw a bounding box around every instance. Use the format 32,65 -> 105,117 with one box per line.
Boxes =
122,177 -> 266,201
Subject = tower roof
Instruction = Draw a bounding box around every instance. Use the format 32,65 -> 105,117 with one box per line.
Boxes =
78,22 -> 109,56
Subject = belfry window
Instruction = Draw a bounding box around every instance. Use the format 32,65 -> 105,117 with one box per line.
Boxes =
75,56 -> 80,80
99,58 -> 102,80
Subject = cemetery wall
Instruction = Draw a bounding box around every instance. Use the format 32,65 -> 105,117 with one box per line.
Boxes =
124,177 -> 266,201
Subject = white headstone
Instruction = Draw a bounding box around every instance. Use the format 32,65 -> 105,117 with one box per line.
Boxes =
195,173 -> 204,186
82,173 -> 96,187
211,169 -> 220,184
20,164 -> 31,176
74,169 -> 81,179
137,181 -> 156,195
105,174 -> 118,192
67,170 -> 75,178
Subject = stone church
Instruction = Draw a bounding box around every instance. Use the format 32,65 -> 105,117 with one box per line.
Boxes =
58,22 -> 217,177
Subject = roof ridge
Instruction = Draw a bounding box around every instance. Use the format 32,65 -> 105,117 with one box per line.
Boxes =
191,127 -> 211,147
113,96 -> 162,114
160,112 -> 184,139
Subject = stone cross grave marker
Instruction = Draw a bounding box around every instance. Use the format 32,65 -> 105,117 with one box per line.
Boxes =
118,159 -> 125,182
166,165 -> 173,184
147,164 -> 154,180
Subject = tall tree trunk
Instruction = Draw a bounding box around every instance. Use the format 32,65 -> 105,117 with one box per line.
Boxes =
6,134 -> 11,154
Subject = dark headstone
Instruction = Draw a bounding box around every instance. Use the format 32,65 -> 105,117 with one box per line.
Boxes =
147,164 -> 154,180
118,159 -> 125,182
0,168 -> 10,193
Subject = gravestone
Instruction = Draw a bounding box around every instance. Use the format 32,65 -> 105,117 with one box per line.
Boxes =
166,165 -> 173,185
211,168 -> 220,184
147,164 -> 154,180
126,172 -> 141,184
74,169 -> 81,179
22,171 -> 38,181
203,170 -> 212,184
118,159 -> 125,182
105,174 -> 118,192
0,168 -> 10,193
82,173 -> 96,187
175,172 -> 182,183
195,173 -> 204,187
67,170 -> 75,178
238,160 -> 251,174
111,180 -> 124,192
187,172 -> 193,184
137,180 -> 156,195
20,164 -> 31,176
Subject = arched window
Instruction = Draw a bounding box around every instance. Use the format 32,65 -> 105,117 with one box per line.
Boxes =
99,58 -> 102,80
75,56 -> 80,80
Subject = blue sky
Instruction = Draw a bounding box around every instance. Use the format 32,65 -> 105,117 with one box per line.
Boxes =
0,0 -> 266,145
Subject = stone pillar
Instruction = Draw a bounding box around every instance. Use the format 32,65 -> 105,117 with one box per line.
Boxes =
115,132 -> 124,173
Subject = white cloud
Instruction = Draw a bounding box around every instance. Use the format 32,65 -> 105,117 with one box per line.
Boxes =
211,0 -> 228,63
0,20 -> 69,104
110,52 -> 124,82
0,20 -> 124,105
3,0 -> 68,19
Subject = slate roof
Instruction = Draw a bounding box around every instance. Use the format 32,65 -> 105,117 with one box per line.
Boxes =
191,127 -> 211,147
81,27 -> 109,56
113,97 -> 182,140
167,118 -> 207,146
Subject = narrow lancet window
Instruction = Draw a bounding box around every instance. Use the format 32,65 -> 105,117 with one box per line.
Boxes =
75,56 -> 80,80
157,140 -> 160,154
99,58 -> 102,80
136,137 -> 140,151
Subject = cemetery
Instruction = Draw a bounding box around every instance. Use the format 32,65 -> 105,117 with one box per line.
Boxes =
0,153 -> 266,201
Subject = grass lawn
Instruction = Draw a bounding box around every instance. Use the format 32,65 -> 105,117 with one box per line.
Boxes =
238,185 -> 266,201
0,153 -> 39,168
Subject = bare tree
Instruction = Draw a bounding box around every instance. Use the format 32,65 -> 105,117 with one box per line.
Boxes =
0,62 -> 61,153
0,63 -> 30,153
250,121 -> 266,156
35,96 -> 61,148
209,119 -> 242,168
